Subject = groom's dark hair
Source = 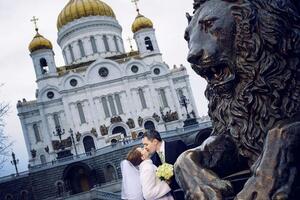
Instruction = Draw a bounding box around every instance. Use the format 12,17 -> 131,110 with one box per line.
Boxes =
142,130 -> 162,142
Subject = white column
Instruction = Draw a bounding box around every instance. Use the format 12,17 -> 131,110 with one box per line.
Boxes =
82,100 -> 90,123
145,87 -> 154,110
146,76 -> 160,112
95,97 -> 105,121
167,78 -> 183,118
132,89 -> 140,113
71,42 -> 80,61
108,35 -> 116,52
62,48 -> 68,64
165,87 -> 174,109
106,95 -> 113,117
96,35 -> 105,53
117,92 -> 126,114
85,88 -> 101,134
152,33 -> 160,53
112,94 -> 119,115
99,96 -> 110,120
122,79 -> 135,117
61,94 -> 75,130
64,46 -> 71,65
83,37 -> 92,56
59,111 -> 67,129
19,116 -> 32,159
134,33 -> 145,54
117,36 -> 125,53
46,115 -> 54,134
39,105 -> 53,151
185,77 -> 199,118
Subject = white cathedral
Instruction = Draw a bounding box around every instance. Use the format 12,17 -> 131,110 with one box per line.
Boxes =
17,0 -> 199,167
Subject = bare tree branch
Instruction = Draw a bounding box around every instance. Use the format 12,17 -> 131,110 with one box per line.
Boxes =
0,86 -> 11,168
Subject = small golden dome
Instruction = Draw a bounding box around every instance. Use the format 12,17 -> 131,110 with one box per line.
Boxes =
29,31 -> 53,53
132,14 -> 153,33
57,0 -> 116,30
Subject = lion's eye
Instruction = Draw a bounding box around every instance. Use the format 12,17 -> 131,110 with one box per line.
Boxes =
199,18 -> 217,32
204,20 -> 213,28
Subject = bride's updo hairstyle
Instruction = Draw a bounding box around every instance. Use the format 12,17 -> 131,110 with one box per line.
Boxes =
126,146 -> 143,166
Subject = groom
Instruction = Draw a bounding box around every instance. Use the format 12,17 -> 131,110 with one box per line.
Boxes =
142,130 -> 187,200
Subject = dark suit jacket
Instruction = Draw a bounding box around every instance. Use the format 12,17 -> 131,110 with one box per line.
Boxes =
151,139 -> 187,198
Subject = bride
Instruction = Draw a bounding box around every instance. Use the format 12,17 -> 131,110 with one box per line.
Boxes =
121,146 -> 174,200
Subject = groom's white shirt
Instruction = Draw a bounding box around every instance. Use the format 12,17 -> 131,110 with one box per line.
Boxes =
139,159 -> 174,200
158,140 -> 165,158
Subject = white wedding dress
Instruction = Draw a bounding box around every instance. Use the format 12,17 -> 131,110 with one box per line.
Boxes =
139,159 -> 174,200
121,160 -> 144,200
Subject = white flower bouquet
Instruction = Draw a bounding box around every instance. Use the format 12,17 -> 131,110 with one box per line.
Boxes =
156,163 -> 174,181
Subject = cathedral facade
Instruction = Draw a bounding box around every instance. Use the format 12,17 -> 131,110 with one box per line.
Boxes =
17,0 -> 199,167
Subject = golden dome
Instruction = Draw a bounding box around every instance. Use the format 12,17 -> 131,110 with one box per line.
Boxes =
131,13 -> 153,33
29,31 -> 53,53
57,0 -> 116,30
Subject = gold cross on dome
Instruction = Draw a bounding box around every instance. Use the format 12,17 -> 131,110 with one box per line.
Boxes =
30,16 -> 39,31
131,0 -> 140,13
127,37 -> 134,51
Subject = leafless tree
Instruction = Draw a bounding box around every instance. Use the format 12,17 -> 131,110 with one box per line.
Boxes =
0,89 -> 10,168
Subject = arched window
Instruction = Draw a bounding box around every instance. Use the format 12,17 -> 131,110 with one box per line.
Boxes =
108,95 -> 117,116
113,36 -> 119,52
138,88 -> 147,109
138,132 -> 144,138
144,121 -> 155,131
77,102 -> 86,124
68,44 -> 75,62
90,36 -> 98,53
104,164 -> 117,182
53,113 -> 60,128
40,154 -> 46,164
144,37 -> 154,51
5,194 -> 13,200
103,35 -> 110,51
55,181 -> 64,197
62,164 -> 93,194
111,139 -> 118,144
112,126 -> 126,136
20,190 -> 28,200
177,89 -> 184,98
159,89 -> 169,108
78,40 -> 85,57
83,136 -> 96,153
114,93 -> 123,114
33,123 -> 41,142
39,58 -> 48,74
101,97 -> 110,118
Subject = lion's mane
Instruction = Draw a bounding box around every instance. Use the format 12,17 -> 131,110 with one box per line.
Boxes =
196,0 -> 300,165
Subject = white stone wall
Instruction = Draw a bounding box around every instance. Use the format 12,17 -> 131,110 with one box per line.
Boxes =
57,16 -> 125,65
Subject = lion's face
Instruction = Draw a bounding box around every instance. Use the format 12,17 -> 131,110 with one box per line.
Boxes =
185,0 -> 236,94
186,0 -> 300,164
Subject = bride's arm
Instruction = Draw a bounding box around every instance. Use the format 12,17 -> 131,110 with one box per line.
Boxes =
140,161 -> 171,199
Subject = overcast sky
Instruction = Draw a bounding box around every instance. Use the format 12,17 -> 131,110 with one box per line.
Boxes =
0,0 -> 208,176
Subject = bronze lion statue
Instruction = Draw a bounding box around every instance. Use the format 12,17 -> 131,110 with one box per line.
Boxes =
174,0 -> 300,199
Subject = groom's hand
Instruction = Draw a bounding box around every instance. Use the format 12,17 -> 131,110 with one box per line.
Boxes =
165,178 -> 172,185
